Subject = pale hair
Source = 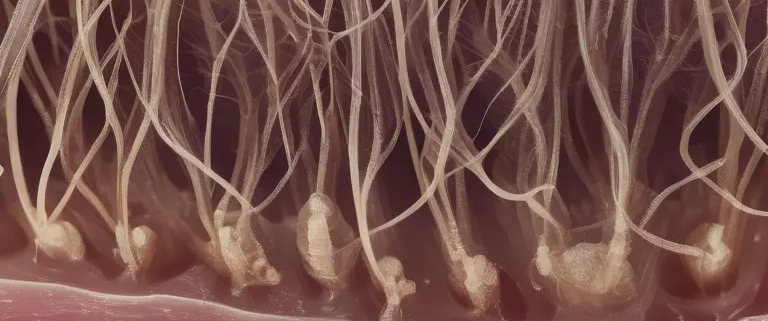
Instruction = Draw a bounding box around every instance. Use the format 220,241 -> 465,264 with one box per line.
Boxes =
1,0 -> 767,320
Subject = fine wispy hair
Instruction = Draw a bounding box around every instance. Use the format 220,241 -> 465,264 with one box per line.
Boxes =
1,0 -> 768,320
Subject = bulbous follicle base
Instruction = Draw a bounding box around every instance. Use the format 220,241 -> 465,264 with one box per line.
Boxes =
35,220 -> 86,262
296,193 -> 358,291
682,223 -> 734,288
375,256 -> 416,321
130,226 -> 158,270
115,224 -> 159,279
537,243 -> 636,310
218,225 -> 281,294
448,253 -> 499,311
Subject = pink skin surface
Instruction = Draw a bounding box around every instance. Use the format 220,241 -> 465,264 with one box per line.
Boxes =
0,278 -> 309,321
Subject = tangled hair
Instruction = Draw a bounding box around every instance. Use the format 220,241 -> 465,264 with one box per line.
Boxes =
2,0 -> 768,320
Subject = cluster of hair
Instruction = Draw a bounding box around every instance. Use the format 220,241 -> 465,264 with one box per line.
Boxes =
1,0 -> 768,320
